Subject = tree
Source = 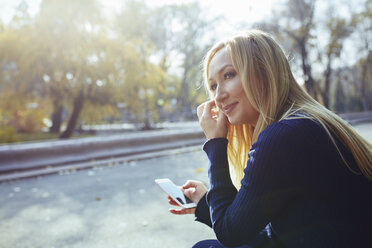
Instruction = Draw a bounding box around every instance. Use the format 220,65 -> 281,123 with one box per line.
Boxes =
148,2 -> 215,120
0,0 -> 224,142
113,0 -> 170,129
333,69 -> 346,112
352,0 -> 372,110
278,0 -> 318,98
27,0 -> 125,138
0,1 -> 48,134
321,13 -> 352,108
256,0 -> 370,111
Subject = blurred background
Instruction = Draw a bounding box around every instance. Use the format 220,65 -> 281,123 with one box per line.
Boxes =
1,1 -> 371,247
0,0 -> 371,143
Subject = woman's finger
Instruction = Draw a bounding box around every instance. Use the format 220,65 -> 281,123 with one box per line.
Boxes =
169,207 -> 196,215
168,197 -> 180,206
202,100 -> 216,119
182,180 -> 201,189
197,103 -> 205,120
217,106 -> 228,123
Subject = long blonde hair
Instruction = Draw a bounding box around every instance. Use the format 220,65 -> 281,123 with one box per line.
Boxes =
203,30 -> 372,189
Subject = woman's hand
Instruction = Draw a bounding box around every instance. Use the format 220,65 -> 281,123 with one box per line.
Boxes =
169,180 -> 208,215
197,100 -> 228,139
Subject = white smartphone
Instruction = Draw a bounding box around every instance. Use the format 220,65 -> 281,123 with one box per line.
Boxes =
155,178 -> 197,209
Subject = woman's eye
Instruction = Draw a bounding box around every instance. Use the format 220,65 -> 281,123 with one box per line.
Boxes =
224,72 -> 236,80
210,83 -> 217,91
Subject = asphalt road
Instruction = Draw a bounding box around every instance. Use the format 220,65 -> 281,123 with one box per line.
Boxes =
1,122 -> 371,248
0,146 -> 214,248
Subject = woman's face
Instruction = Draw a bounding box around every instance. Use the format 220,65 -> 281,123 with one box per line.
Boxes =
208,48 -> 259,126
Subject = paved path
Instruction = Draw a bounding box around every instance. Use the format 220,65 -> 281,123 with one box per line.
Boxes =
0,147 -> 214,248
1,122 -> 371,248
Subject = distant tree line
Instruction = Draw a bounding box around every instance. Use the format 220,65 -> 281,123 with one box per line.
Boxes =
254,0 -> 372,112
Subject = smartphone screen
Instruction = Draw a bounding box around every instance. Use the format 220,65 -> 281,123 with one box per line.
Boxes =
155,178 -> 197,208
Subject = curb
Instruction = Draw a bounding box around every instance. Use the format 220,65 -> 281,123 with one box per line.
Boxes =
0,145 -> 202,182
339,111 -> 372,125
0,129 -> 205,177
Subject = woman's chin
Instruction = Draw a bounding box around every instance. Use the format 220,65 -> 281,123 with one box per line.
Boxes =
227,116 -> 238,125
227,116 -> 247,126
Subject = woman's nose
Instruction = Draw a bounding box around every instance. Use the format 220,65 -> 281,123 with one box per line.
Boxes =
215,85 -> 227,102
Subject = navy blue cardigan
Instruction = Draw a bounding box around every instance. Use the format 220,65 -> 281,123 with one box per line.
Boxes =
195,118 -> 371,248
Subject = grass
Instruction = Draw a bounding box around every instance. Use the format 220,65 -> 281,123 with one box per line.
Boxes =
1,132 -> 94,144
15,132 -> 61,142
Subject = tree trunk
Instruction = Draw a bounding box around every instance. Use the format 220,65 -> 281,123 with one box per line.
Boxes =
60,91 -> 84,139
49,102 -> 63,133
323,57 -> 332,109
299,41 -> 316,98
178,67 -> 192,120
142,97 -> 152,130
334,71 -> 345,112
360,51 -> 371,111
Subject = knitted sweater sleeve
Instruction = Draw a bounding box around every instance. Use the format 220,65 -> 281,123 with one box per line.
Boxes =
203,122 -> 304,247
195,193 -> 212,227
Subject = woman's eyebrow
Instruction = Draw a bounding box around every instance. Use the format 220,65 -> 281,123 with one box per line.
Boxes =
208,64 -> 233,82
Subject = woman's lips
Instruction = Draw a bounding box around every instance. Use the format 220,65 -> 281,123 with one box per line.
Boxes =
223,102 -> 238,114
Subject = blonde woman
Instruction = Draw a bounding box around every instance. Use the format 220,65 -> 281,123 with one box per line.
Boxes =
168,30 -> 372,248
